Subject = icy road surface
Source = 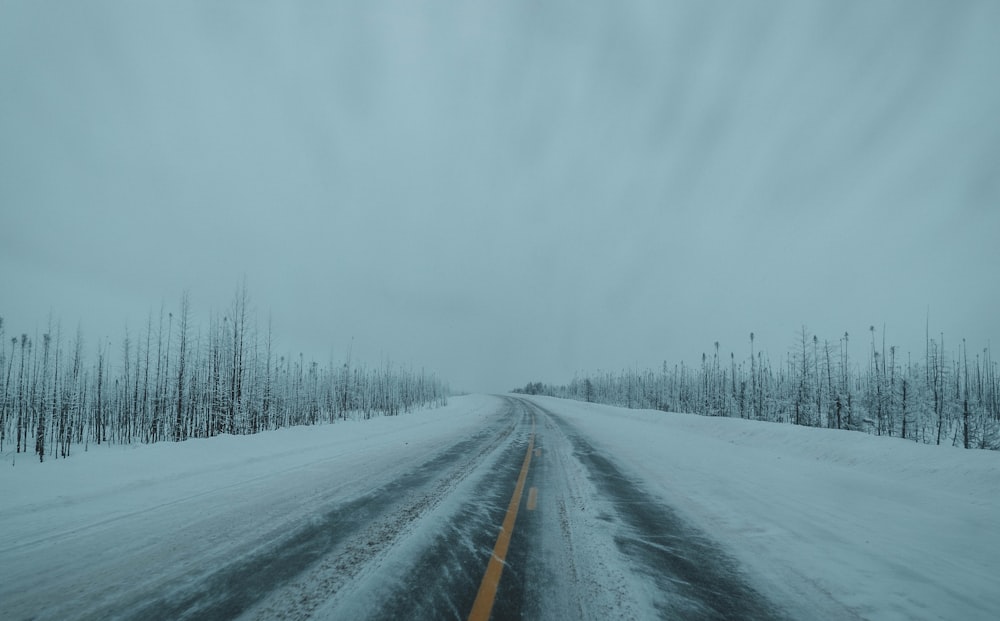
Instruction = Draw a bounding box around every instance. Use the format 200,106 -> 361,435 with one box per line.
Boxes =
2,395 -> 997,620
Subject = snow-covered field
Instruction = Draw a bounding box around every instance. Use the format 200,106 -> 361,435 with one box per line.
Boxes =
529,395 -> 1000,621
2,394 -> 997,620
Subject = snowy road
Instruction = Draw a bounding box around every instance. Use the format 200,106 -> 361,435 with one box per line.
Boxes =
1,396 -> 784,620
5,394 -> 996,620
304,397 -> 784,620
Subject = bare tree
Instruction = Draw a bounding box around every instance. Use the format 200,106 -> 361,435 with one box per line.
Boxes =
174,291 -> 190,442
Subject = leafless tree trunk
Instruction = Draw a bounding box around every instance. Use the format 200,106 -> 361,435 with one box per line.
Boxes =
174,292 -> 190,442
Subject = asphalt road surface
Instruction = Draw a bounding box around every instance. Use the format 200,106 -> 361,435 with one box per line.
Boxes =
6,397 -> 789,620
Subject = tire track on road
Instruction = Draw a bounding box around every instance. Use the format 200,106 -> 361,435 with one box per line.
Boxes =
521,398 -> 788,620
110,406 -> 521,621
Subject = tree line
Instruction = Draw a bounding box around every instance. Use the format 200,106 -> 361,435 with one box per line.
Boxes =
515,325 -> 999,450
1,284 -> 449,463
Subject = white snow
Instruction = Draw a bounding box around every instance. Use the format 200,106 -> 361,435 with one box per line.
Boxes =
525,395 -> 1000,621
0,395 -> 499,620
2,394 -> 997,620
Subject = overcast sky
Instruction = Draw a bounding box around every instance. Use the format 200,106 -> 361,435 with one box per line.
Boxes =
2,1 -> 998,393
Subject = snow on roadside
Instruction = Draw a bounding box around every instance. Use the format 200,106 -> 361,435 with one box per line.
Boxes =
0,394 -> 500,615
1,396 -> 495,500
5,392 -> 996,621
527,395 -> 1000,621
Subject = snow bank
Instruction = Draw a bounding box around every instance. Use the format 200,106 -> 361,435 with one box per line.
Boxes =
528,395 -> 1000,621
2,396 -> 495,503
0,395 -> 499,604
4,393 -> 995,621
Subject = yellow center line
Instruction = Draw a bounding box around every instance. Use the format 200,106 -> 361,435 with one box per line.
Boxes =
468,414 -> 536,621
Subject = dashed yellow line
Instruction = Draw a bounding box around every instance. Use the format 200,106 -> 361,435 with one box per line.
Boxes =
467,415 -> 536,621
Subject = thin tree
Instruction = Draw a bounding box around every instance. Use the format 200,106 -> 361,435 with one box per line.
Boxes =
2,332 -> 15,451
174,291 -> 190,442
16,334 -> 29,453
34,333 -> 51,461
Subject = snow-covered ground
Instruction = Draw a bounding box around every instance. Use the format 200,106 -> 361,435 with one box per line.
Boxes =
527,395 -> 1000,621
2,394 -> 997,620
0,395 -> 501,620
